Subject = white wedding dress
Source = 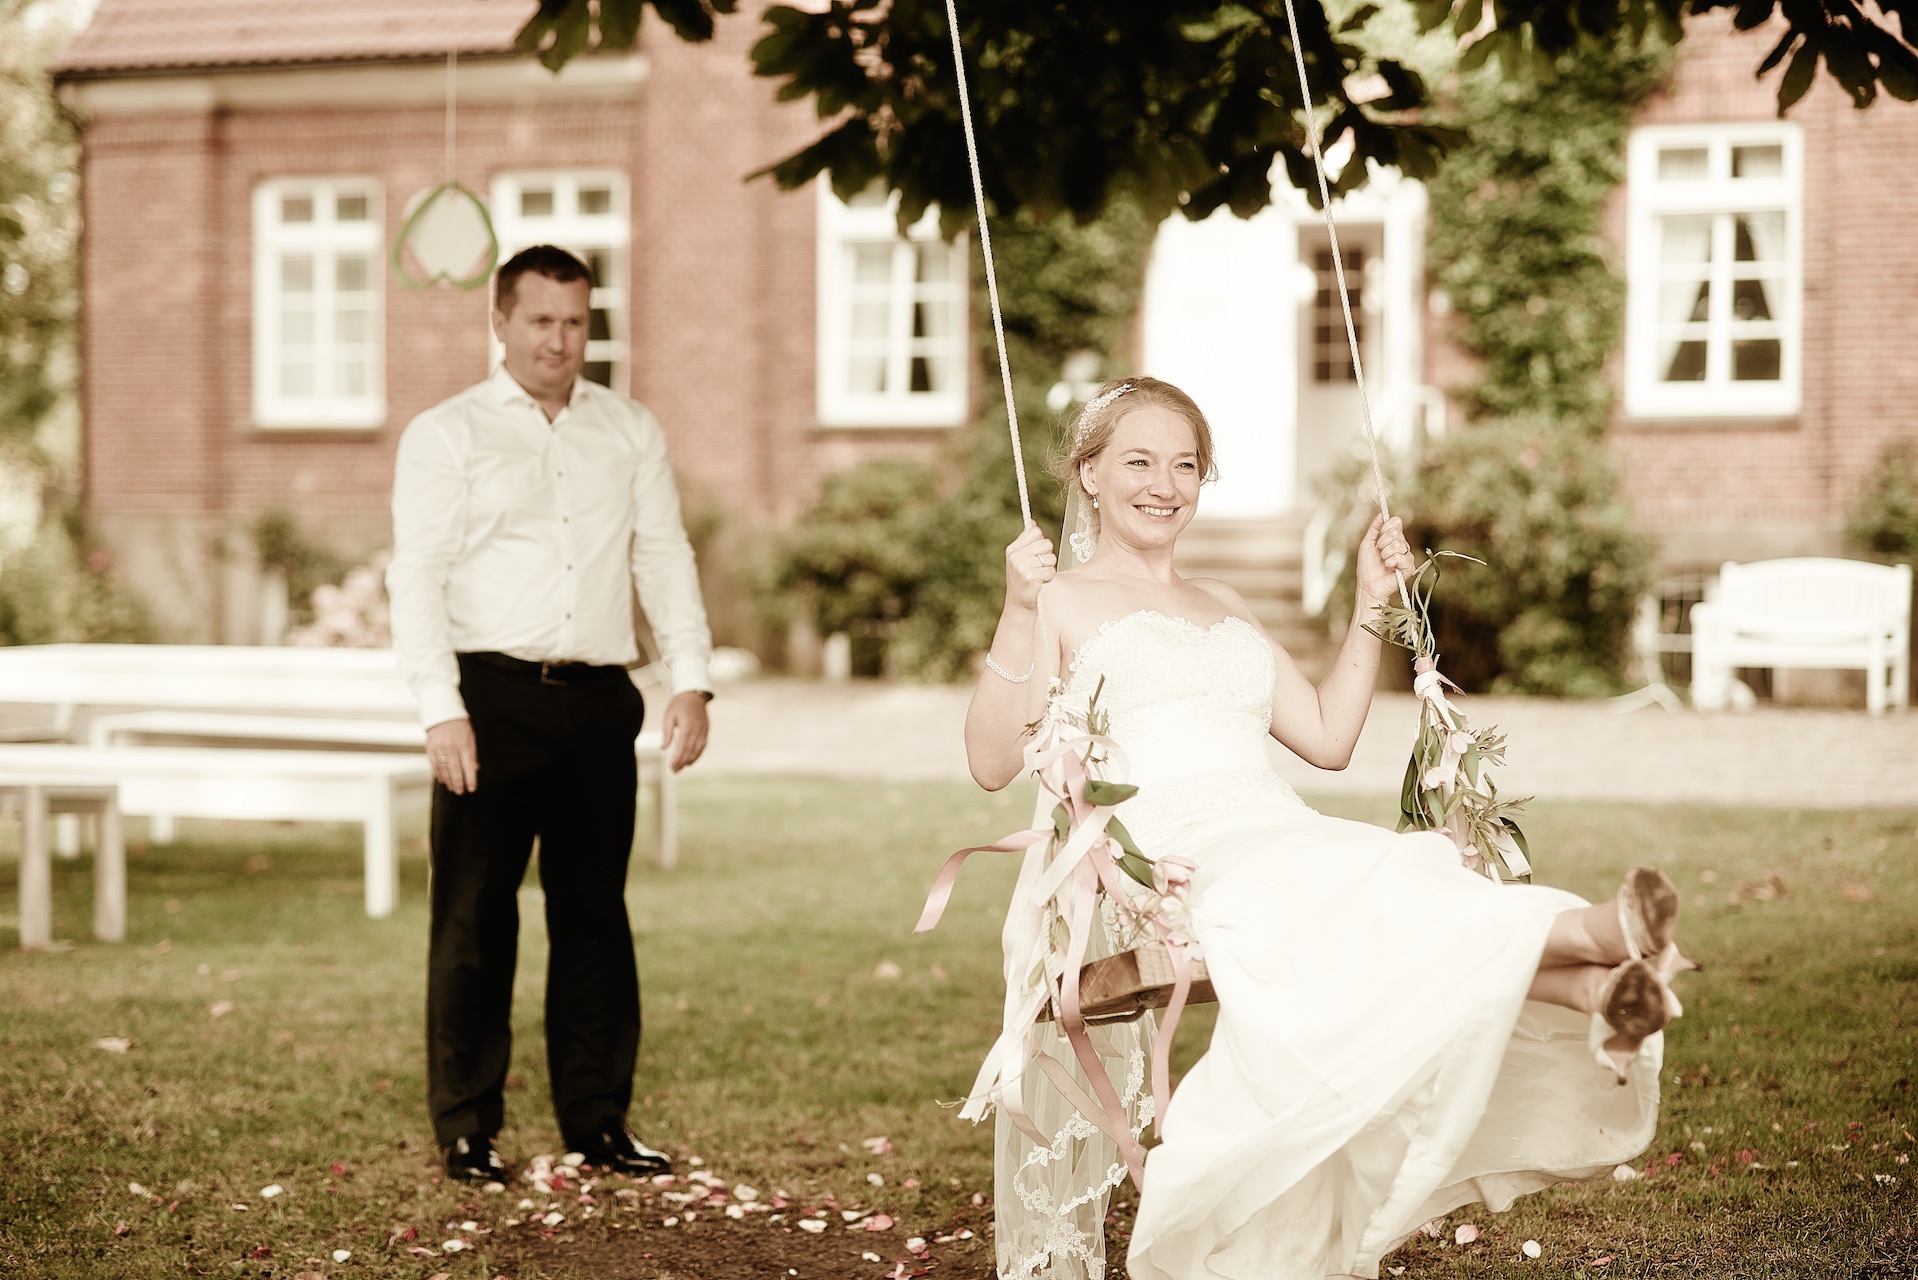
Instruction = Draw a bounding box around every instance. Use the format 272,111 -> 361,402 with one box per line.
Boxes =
1021,609 -> 1662,1280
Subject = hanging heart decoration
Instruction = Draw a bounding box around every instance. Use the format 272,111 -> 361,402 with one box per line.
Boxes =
390,181 -> 498,291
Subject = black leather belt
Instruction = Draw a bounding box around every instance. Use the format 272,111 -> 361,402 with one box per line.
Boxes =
459,651 -> 629,686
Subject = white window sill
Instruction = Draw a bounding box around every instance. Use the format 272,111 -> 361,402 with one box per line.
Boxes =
817,399 -> 968,429
252,406 -> 387,431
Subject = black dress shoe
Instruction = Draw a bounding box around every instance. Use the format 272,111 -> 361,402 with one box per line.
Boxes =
566,1127 -> 673,1176
443,1135 -> 511,1184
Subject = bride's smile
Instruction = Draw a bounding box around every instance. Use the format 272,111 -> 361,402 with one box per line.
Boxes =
1081,404 -> 1203,552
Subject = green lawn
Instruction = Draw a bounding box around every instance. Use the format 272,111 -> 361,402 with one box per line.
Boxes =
1,779 -> 1914,1279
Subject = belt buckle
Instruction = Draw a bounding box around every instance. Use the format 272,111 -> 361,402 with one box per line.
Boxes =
539,661 -> 564,686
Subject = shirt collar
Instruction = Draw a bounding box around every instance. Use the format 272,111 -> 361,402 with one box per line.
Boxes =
486,362 -> 591,412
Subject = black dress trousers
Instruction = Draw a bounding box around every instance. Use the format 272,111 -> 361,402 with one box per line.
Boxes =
426,653 -> 647,1147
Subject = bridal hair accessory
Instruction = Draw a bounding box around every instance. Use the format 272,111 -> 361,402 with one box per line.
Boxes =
1072,382 -> 1134,446
984,652 -> 1033,684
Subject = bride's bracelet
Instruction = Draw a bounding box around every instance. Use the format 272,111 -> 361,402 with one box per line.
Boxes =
984,652 -> 1033,684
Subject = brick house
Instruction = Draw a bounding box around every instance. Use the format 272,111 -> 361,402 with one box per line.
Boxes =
53,3 -> 1917,668
52,0 -> 971,651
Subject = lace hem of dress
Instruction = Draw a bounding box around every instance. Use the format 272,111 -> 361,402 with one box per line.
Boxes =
999,1042 -> 1153,1280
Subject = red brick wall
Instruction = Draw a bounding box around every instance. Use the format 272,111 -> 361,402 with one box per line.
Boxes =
73,9 -> 963,642
1608,14 -> 1918,562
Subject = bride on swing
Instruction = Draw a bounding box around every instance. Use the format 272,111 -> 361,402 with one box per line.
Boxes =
962,376 -> 1691,1280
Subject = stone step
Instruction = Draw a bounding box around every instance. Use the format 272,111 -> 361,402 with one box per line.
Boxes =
1175,517 -> 1339,679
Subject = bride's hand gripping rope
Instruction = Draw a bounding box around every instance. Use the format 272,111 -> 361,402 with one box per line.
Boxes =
1355,514 -> 1415,611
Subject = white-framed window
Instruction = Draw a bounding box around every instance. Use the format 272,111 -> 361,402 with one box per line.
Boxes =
252,178 -> 383,429
816,184 -> 968,427
1624,123 -> 1802,419
489,172 -> 629,392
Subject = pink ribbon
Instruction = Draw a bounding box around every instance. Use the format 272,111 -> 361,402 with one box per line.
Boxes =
917,716 -> 1203,1191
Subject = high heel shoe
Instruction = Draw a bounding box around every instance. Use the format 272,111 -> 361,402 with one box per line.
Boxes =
1617,866 -> 1702,973
1588,958 -> 1673,1085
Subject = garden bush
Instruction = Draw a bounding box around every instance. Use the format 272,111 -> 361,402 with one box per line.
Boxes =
1845,439 -> 1918,564
0,510 -> 150,644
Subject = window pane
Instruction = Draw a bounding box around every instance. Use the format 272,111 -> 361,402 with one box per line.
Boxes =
1660,339 -> 1708,382
336,193 -> 370,222
1732,145 -> 1784,179
850,300 -> 889,341
583,249 -> 610,287
1657,147 -> 1709,181
281,361 -> 314,397
1658,214 -> 1713,265
847,355 -> 887,394
914,242 -> 955,285
1733,338 -> 1782,381
335,255 -> 370,292
1734,212 -> 1785,263
1731,277 -> 1773,321
520,188 -> 555,217
583,361 -> 613,387
280,194 -> 315,223
281,307 -> 314,344
851,243 -> 892,286
578,187 -> 613,215
849,185 -> 889,208
280,255 -> 314,292
589,307 -> 612,341
336,308 -> 369,344
337,359 -> 368,397
910,354 -> 934,393
1661,279 -> 1710,325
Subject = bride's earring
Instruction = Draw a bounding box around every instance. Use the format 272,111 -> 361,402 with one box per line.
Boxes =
1091,494 -> 1099,510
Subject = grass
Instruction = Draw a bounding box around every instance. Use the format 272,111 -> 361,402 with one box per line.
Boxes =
0,779 -> 1915,1279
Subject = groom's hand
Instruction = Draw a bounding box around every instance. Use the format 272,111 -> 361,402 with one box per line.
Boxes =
426,717 -> 480,794
660,691 -> 711,772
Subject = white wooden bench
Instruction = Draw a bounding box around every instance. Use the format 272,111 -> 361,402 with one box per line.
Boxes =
1,780 -> 123,949
82,710 -> 677,868
0,744 -> 429,919
0,645 -> 679,867
1690,558 -> 1912,714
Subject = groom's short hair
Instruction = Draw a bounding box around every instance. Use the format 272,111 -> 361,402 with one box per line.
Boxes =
494,245 -> 593,315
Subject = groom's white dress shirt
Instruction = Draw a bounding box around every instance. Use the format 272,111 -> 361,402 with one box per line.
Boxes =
387,365 -> 713,729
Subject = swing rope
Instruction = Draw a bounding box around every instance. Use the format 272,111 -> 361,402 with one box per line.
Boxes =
942,0 -> 1033,528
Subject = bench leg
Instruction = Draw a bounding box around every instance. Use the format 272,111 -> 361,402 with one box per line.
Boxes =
94,799 -> 126,943
54,812 -> 81,860
363,776 -> 397,919
20,786 -> 51,950
655,757 -> 677,871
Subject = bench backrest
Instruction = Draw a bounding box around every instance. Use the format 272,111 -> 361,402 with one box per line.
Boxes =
1714,558 -> 1912,639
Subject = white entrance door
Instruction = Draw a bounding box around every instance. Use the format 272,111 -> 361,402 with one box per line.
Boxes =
1295,225 -> 1385,500
1140,203 -> 1299,519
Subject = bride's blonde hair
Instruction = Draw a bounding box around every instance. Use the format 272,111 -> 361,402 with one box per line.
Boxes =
1049,375 -> 1219,501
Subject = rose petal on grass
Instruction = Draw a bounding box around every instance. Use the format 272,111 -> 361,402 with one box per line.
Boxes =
1612,1164 -> 1642,1181
861,1136 -> 894,1156
1416,1220 -> 1442,1239
442,1239 -> 467,1252
906,1236 -> 928,1255
1522,1239 -> 1543,1259
332,1250 -> 351,1262
867,1172 -> 885,1186
862,1251 -> 882,1263
541,1212 -> 564,1226
1455,1223 -> 1479,1245
872,960 -> 903,981
864,1213 -> 894,1232
260,1185 -> 283,1199
798,1219 -> 826,1234
208,1001 -> 234,1019
94,1037 -> 133,1054
128,1183 -> 148,1197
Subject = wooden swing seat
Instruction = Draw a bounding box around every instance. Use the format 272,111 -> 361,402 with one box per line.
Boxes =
1042,943 -> 1217,1024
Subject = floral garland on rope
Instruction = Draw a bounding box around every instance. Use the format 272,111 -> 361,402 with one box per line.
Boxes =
1369,552 -> 1536,883
915,679 -> 1200,1190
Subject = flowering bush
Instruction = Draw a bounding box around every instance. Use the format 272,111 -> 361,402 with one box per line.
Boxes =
285,555 -> 391,648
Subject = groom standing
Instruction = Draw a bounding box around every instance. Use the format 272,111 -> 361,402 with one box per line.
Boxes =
387,245 -> 714,1184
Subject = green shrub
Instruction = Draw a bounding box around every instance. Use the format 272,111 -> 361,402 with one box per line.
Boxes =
1398,416 -> 1655,696
0,512 -> 151,644
1845,439 -> 1918,564
252,507 -> 350,629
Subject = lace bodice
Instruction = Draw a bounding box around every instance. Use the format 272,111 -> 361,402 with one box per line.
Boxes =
1056,610 -> 1309,850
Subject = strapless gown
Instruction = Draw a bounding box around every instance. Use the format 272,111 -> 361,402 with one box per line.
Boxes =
1050,611 -> 1660,1280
